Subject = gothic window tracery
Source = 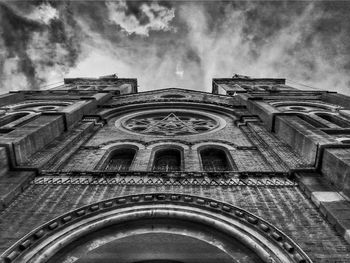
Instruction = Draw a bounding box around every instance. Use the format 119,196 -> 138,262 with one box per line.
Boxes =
103,149 -> 136,171
123,112 -> 218,136
153,149 -> 182,171
200,148 -> 231,171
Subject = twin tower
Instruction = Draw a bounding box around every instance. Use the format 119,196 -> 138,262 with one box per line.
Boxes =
1,74 -> 350,262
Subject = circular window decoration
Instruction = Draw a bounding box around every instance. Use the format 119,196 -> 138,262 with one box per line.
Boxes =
118,110 -> 223,136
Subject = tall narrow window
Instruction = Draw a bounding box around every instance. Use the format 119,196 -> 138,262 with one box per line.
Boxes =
315,113 -> 350,128
200,148 -> 231,171
0,112 -> 29,127
153,149 -> 181,171
296,114 -> 327,128
104,149 -> 136,171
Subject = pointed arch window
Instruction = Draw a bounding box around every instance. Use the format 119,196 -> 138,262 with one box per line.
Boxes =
200,148 -> 231,171
153,149 -> 182,172
103,148 -> 136,171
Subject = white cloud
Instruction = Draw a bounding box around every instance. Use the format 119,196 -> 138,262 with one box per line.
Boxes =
178,2 -> 350,94
175,62 -> 184,78
25,3 -> 59,24
107,0 -> 175,36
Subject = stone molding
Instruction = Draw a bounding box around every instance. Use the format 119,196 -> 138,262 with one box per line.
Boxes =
0,193 -> 312,263
40,170 -> 290,178
32,175 -> 297,187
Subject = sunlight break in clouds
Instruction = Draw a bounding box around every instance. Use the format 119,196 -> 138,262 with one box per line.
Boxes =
107,0 -> 175,36
176,62 -> 184,79
25,3 -> 59,25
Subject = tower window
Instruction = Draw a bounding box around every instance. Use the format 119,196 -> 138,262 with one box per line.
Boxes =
153,149 -> 182,172
315,113 -> 350,128
103,149 -> 136,171
200,148 -> 231,171
296,114 -> 327,128
0,112 -> 29,127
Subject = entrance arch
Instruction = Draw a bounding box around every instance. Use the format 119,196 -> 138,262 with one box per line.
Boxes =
1,193 -> 312,263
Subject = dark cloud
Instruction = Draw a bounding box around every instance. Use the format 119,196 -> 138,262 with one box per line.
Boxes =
124,1 -> 151,25
0,1 -> 83,90
0,3 -> 44,88
0,1 -> 350,95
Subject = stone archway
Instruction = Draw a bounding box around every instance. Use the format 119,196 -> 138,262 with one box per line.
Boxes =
1,193 -> 312,263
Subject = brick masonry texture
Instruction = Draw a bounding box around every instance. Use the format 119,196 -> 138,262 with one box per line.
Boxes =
21,121 -> 95,169
59,106 -> 306,172
2,81 -> 350,262
1,184 -> 349,262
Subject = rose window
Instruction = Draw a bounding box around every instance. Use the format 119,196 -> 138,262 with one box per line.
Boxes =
122,112 -> 219,136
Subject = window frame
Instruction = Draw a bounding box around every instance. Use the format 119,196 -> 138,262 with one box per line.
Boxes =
96,145 -> 139,171
198,145 -> 236,172
149,145 -> 184,172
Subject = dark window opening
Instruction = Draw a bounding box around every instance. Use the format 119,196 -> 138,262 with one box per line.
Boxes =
200,148 -> 231,171
104,149 -> 136,171
315,113 -> 350,128
296,114 -> 327,128
0,113 -> 29,127
153,149 -> 181,172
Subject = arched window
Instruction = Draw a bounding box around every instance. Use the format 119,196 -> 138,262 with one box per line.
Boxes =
200,148 -> 232,171
153,149 -> 182,171
103,148 -> 136,171
0,112 -> 30,127
315,113 -> 350,128
296,114 -> 327,128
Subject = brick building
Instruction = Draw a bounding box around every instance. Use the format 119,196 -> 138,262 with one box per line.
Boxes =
1,74 -> 350,262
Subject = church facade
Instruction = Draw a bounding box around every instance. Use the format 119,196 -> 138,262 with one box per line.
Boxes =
1,74 -> 350,262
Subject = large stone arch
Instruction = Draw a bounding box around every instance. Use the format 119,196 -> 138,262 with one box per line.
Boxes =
1,193 -> 312,263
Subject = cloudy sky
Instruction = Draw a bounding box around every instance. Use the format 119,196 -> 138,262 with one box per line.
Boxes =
1,0 -> 350,94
